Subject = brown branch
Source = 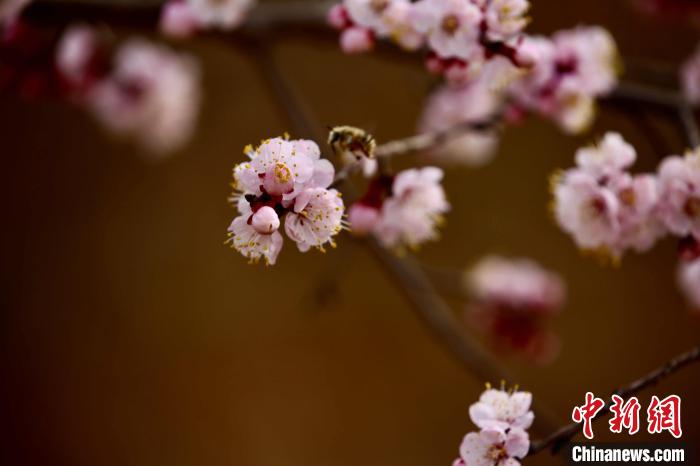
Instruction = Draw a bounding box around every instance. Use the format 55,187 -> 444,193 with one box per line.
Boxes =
528,344 -> 700,456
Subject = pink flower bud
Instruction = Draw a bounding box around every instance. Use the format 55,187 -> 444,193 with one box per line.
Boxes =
340,27 -> 374,54
262,163 -> 295,196
160,0 -> 200,38
251,206 -> 280,234
348,203 -> 380,235
327,4 -> 350,30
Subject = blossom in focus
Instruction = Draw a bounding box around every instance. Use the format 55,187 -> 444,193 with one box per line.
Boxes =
410,0 -> 483,60
159,0 -> 255,35
469,386 -> 534,431
656,147 -> 700,240
228,136 -> 345,264
87,39 -> 201,155
678,256 -> 700,309
681,43 -> 700,106
454,426 -> 530,466
552,133 -> 665,259
509,27 -> 619,133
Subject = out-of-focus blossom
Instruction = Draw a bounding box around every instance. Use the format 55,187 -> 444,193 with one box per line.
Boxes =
228,135 -> 345,264
553,133 -> 665,259
348,167 -> 449,250
0,0 -> 30,25
376,167 -> 450,249
454,427 -> 529,466
469,387 -> 534,431
418,60 -> 515,165
330,0 -> 423,52
87,39 -> 201,155
466,256 -> 564,364
656,148 -> 700,240
467,256 -> 565,313
55,24 -> 108,94
681,43 -> 700,106
483,0 -> 530,43
159,0 -> 254,35
340,26 -> 375,53
160,0 -> 201,38
411,0 -> 482,60
678,256 -> 700,309
509,27 -> 619,134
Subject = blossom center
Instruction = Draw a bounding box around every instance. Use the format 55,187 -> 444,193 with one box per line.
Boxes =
273,162 -> 292,183
441,14 -> 461,35
618,187 -> 636,206
487,444 -> 508,462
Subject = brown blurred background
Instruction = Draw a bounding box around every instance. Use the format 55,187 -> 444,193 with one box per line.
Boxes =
2,1 -> 700,465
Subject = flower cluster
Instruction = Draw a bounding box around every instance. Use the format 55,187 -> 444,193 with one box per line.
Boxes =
453,385 -> 533,466
328,0 -> 530,79
227,136 -> 345,265
347,167 -> 450,251
681,42 -> 700,106
508,26 -> 619,134
552,133 -> 700,307
160,0 -> 255,37
466,256 -> 565,364
55,26 -> 202,155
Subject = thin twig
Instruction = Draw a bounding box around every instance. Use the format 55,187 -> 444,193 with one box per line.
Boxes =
678,104 -> 700,148
528,344 -> 700,456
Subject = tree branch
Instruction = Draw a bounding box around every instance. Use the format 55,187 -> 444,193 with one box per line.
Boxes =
528,344 -> 700,456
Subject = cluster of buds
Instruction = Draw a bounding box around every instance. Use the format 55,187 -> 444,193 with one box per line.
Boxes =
551,133 -> 700,308
54,26 -> 201,155
227,135 -> 346,265
453,384 -> 534,466
159,0 -> 256,38
466,256 -> 566,364
328,0 -> 530,79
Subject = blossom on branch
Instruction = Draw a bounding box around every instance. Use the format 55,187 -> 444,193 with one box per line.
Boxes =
656,147 -> 700,240
348,167 -> 450,251
552,133 -> 665,260
160,0 -> 255,37
228,136 -> 345,264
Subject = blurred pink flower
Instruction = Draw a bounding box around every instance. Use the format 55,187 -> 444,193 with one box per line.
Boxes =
483,0 -> 530,43
575,132 -> 636,179
374,167 -> 450,249
87,39 -> 201,155
188,0 -> 254,30
681,43 -> 700,105
467,256 -> 565,313
347,203 -> 380,234
678,256 -> 700,309
160,0 -> 201,38
0,0 -> 30,25
656,148 -> 700,240
469,387 -> 534,431
456,427 -> 529,466
340,26 -> 375,53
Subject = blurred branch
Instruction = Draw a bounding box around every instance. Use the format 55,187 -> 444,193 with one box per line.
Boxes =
528,343 -> 700,456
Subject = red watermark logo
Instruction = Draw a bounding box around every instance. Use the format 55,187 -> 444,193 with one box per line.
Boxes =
571,392 -> 682,440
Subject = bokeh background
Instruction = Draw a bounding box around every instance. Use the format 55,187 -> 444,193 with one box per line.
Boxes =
1,1 -> 700,465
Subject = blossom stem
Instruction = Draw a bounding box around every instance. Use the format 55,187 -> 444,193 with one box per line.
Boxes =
528,344 -> 700,456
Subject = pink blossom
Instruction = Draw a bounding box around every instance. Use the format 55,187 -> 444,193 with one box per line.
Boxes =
574,132 -> 636,179
327,3 -> 351,29
483,0 -> 530,43
374,167 -> 450,249
0,0 -> 30,24
160,0 -> 201,38
227,200 -> 284,265
55,24 -> 103,92
410,0 -> 483,60
186,0 -> 254,30
678,256 -> 700,310
344,0 -> 395,35
681,43 -> 700,106
467,256 -> 565,313
456,427 -> 529,466
347,203 -> 380,234
656,148 -> 700,240
340,26 -> 375,53
285,188 -> 345,252
87,39 -> 201,155
469,387 -> 534,431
